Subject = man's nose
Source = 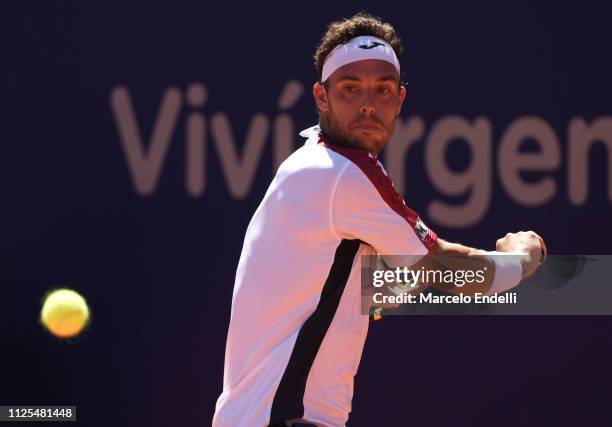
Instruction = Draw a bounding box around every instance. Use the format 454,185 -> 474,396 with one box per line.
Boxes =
360,90 -> 375,116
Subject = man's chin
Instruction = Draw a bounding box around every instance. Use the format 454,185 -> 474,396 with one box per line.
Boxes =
324,125 -> 385,153
349,132 -> 384,151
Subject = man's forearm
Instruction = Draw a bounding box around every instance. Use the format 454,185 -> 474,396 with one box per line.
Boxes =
380,231 -> 543,297
420,238 -> 497,295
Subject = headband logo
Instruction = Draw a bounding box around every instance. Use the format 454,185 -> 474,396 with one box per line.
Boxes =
358,41 -> 385,50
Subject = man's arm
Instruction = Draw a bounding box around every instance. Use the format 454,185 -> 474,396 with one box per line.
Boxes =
413,231 -> 546,296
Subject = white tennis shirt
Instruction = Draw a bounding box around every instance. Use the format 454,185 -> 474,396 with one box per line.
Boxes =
213,126 -> 437,427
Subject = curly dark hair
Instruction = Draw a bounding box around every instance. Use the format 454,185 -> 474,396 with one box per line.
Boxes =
314,12 -> 403,81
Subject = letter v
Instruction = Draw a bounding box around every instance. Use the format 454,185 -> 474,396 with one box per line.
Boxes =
210,112 -> 270,199
110,86 -> 182,195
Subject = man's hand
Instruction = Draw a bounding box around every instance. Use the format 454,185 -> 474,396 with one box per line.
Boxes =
495,231 -> 547,279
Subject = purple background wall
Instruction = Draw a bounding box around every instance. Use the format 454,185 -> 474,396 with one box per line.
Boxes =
3,2 -> 612,426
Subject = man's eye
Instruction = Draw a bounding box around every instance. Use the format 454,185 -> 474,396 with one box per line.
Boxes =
379,87 -> 391,95
344,86 -> 357,93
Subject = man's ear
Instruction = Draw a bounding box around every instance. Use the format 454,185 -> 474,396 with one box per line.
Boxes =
313,82 -> 329,112
396,84 -> 407,116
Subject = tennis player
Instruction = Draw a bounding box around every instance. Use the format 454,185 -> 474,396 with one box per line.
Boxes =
213,13 -> 546,427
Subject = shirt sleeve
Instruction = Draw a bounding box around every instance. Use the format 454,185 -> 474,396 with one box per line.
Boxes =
332,156 -> 437,257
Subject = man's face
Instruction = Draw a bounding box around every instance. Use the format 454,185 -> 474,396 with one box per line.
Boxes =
313,59 -> 406,155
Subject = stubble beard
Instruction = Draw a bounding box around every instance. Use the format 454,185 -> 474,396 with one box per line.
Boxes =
319,110 -> 389,157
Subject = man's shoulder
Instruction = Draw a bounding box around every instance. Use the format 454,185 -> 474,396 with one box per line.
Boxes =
281,134 -> 353,174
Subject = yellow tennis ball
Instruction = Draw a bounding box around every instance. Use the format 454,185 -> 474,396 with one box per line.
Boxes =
40,288 -> 90,338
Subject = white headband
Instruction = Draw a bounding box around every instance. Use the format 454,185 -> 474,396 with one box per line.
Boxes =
321,35 -> 400,82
